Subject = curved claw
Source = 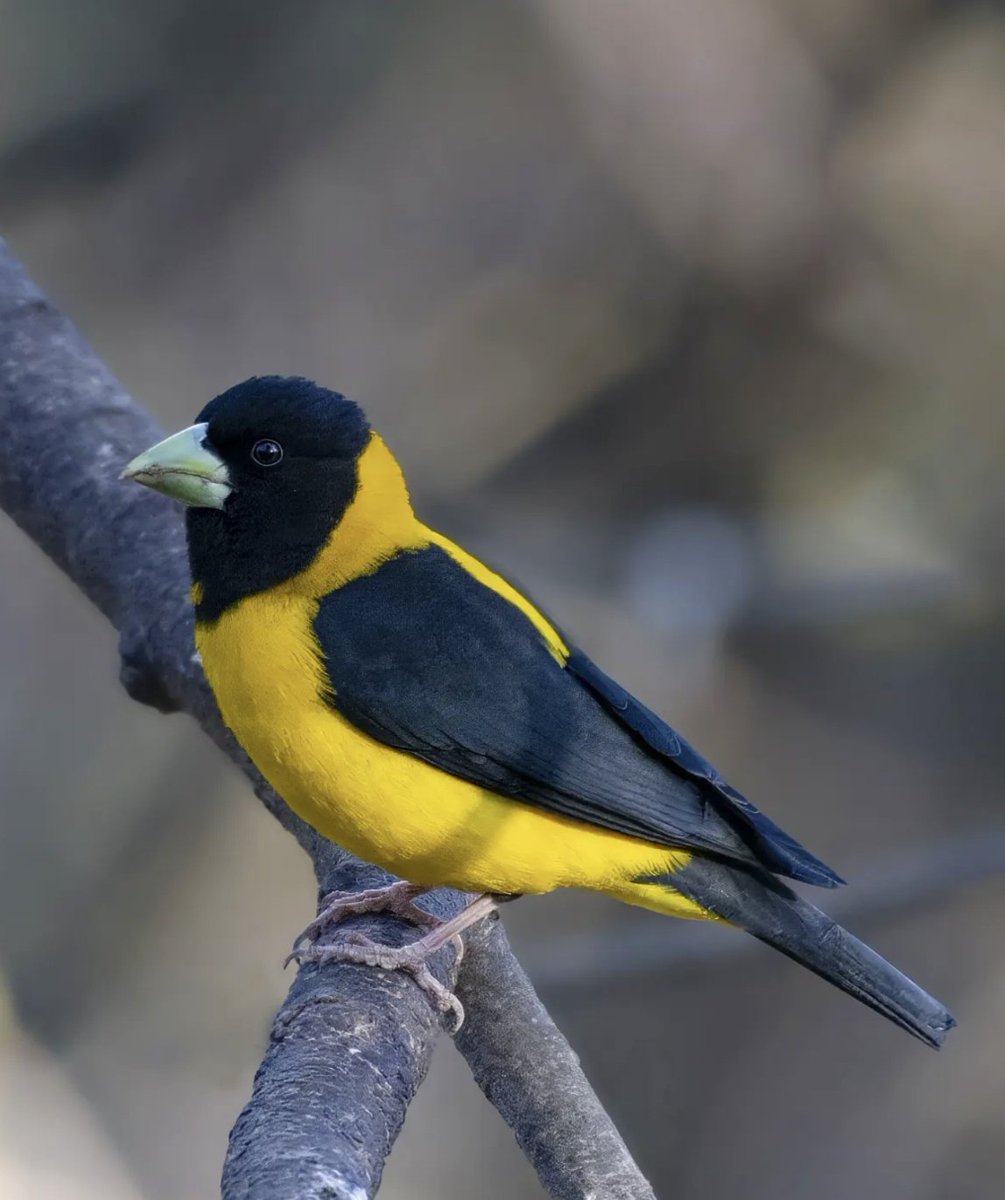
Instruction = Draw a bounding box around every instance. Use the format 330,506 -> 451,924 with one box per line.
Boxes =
286,893 -> 494,1032
289,881 -> 437,961
292,930 -> 467,1030
408,962 -> 465,1032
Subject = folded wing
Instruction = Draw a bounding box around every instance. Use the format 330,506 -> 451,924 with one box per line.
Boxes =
313,545 -> 841,886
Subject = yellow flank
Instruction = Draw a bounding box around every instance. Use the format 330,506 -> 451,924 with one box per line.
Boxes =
195,430 -> 714,921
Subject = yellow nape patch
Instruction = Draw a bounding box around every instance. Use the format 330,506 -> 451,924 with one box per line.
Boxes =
190,581 -> 204,606
254,427 -> 567,663
281,432 -> 427,596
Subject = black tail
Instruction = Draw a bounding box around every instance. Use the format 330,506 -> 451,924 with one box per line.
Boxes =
663,857 -> 955,1048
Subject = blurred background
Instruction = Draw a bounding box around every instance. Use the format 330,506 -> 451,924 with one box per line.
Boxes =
1,1 -> 1003,1196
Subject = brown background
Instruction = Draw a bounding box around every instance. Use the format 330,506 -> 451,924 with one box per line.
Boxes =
1,2 -> 1003,1197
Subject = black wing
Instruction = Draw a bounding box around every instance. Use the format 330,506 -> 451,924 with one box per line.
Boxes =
565,651 -> 843,885
313,545 -> 842,886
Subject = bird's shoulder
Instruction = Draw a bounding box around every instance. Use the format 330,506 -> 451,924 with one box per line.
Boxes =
314,531 -> 568,675
423,530 -> 568,663
313,536 -> 568,710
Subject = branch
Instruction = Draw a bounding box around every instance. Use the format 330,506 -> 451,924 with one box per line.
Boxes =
456,920 -> 656,1199
0,238 -> 655,1200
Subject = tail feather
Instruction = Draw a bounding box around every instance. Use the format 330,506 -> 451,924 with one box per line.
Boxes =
661,857 -> 955,1048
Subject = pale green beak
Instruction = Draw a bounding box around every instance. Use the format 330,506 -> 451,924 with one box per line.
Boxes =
121,423 -> 232,509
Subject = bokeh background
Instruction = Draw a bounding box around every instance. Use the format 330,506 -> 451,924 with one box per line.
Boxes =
1,2 -> 1003,1197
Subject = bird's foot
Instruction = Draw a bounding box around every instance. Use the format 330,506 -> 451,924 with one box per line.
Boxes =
286,893 -> 498,1032
291,931 -> 466,1030
286,880 -> 436,965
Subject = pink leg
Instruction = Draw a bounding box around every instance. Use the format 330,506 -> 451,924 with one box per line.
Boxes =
287,893 -> 497,1031
286,880 -> 437,965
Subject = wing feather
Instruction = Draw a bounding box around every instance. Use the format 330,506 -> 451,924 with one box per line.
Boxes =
313,545 -> 841,885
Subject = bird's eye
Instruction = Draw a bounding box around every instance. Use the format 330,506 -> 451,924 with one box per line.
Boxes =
251,438 -> 283,467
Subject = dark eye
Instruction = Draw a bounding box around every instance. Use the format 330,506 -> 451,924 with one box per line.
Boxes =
251,438 -> 283,467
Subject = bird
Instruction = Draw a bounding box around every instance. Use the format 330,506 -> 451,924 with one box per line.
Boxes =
122,375 -> 955,1044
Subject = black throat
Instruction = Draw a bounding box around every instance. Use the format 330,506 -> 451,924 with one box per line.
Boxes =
186,454 -> 361,623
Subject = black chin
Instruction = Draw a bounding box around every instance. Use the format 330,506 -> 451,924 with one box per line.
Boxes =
187,457 -> 360,622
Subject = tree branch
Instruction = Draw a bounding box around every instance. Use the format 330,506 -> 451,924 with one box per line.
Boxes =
0,237 -> 655,1200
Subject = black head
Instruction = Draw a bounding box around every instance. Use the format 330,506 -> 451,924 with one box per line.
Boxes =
189,376 -> 371,620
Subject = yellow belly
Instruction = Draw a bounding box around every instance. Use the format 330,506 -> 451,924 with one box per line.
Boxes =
196,589 -> 713,920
